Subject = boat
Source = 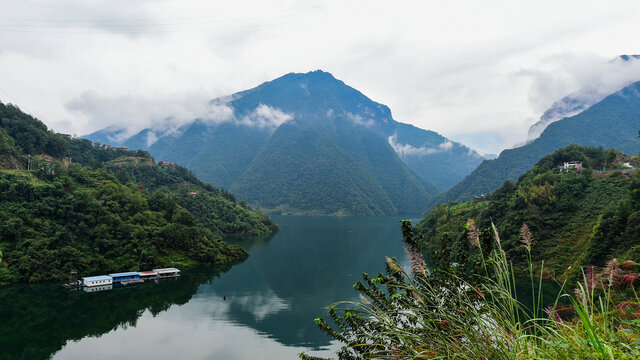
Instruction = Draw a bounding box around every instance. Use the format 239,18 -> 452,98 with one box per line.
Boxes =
153,268 -> 181,279
139,270 -> 159,280
82,275 -> 113,287
108,271 -> 141,283
65,268 -> 181,290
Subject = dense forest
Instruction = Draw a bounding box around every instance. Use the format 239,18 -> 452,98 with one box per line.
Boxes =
88,70 -> 482,215
0,102 -> 278,284
417,144 -> 640,279
106,159 -> 278,237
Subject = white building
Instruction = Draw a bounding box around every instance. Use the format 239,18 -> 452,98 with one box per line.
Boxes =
153,268 -> 181,278
82,275 -> 113,287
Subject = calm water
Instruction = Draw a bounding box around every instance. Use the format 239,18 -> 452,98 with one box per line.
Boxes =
0,216 -> 414,360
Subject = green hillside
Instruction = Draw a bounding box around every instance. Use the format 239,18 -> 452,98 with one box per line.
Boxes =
0,102 -> 277,284
230,123 -> 397,215
432,81 -> 640,206
87,71 -> 485,215
106,159 -> 278,236
416,145 -> 640,279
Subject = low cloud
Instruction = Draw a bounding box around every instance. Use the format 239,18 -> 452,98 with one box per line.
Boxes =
66,91 -> 222,138
387,134 -> 453,158
347,112 -> 374,127
145,131 -> 158,147
68,92 -> 292,144
517,55 -> 640,141
238,103 -> 293,128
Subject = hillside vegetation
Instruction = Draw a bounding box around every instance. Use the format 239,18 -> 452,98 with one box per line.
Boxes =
0,102 -> 277,284
302,220 -> 640,359
417,145 -> 640,279
87,71 -> 485,215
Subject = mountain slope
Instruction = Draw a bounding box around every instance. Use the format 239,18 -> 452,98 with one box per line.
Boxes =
432,80 -> 640,206
417,145 -> 640,279
145,121 -> 273,189
86,70 -> 484,215
0,102 -> 277,284
231,122 -> 396,215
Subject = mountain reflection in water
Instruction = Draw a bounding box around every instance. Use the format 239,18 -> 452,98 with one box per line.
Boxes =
1,216 -> 412,360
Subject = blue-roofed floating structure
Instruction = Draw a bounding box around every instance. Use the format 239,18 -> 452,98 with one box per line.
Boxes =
108,272 -> 140,283
67,268 -> 180,290
82,275 -> 113,287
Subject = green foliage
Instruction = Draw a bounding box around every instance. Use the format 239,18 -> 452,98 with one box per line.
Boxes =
231,123 -> 397,215
108,162 -> 278,237
102,72 -> 445,215
417,145 -> 640,279
230,121 -> 436,215
67,138 -> 151,167
301,222 -> 640,360
0,102 -> 69,159
0,167 -> 248,283
0,101 -> 278,284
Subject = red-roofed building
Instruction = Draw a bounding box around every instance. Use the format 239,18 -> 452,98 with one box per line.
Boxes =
160,161 -> 176,170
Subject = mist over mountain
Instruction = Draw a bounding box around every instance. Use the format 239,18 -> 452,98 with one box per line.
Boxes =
431,80 -> 640,206
525,55 -> 640,143
87,70 -> 485,215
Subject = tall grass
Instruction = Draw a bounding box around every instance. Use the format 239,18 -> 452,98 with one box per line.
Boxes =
300,220 -> 640,360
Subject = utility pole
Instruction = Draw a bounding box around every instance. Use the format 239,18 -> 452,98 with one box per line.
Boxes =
28,154 -> 31,171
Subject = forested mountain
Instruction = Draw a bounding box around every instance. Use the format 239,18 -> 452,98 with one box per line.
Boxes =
431,80 -> 640,206
86,70 -> 485,215
0,102 -> 277,284
417,145 -> 640,279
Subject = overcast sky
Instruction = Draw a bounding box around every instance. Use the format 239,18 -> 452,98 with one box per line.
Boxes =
1,0 -> 640,154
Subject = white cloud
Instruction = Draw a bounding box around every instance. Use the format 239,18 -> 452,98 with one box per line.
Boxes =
1,0 -> 639,153
238,103 -> 293,128
145,131 -> 158,147
65,91 -> 229,137
326,108 -> 334,117
387,134 -> 453,158
520,55 -> 640,141
346,112 -> 374,127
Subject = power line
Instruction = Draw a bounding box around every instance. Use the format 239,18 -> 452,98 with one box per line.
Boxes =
0,0 -> 469,34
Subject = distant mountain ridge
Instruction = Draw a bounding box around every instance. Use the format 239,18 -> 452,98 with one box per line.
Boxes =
87,70 -> 485,215
525,54 -> 640,142
431,80 -> 640,206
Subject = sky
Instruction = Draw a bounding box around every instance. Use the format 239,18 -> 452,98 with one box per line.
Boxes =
1,0 -> 640,154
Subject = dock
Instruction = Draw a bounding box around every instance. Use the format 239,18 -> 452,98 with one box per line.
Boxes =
65,268 -> 181,290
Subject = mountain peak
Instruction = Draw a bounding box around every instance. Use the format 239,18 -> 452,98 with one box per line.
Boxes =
283,69 -> 336,80
269,69 -> 342,87
619,55 -> 640,62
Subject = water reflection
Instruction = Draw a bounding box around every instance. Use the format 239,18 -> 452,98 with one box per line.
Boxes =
82,284 -> 113,293
0,266 -> 232,360
1,216 -> 412,360
205,215 -> 412,348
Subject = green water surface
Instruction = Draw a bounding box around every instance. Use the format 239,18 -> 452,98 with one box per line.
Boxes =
0,216 -> 414,360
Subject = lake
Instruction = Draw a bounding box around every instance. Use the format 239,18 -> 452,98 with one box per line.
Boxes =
0,215 -> 415,360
